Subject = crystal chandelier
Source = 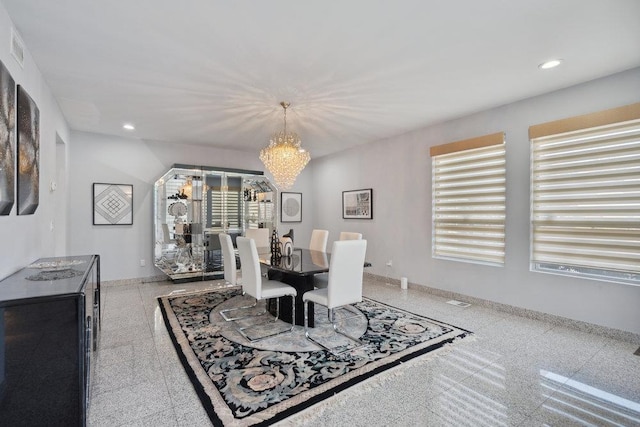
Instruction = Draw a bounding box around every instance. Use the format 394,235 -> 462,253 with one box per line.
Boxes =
259,102 -> 310,190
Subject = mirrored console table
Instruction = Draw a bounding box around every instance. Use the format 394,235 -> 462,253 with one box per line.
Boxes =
0,254 -> 100,426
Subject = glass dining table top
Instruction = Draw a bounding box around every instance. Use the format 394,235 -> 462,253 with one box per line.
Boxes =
258,248 -> 330,276
258,248 -> 371,276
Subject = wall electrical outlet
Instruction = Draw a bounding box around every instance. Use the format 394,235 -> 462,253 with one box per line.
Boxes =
140,259 -> 146,267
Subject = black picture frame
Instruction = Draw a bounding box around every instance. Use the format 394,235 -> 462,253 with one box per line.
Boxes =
93,183 -> 133,225
342,188 -> 373,219
281,192 -> 302,222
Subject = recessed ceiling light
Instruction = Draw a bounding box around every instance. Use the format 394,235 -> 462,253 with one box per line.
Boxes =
123,123 -> 135,131
539,59 -> 562,70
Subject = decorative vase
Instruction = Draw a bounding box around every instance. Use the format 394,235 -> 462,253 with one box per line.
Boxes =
280,237 -> 293,257
282,229 -> 294,245
270,229 -> 282,260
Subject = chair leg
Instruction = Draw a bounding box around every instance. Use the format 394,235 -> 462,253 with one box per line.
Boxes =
304,299 -> 311,339
219,297 -> 266,321
290,295 -> 296,332
269,295 -> 295,332
304,304 -> 364,354
323,305 -> 359,322
238,294 -> 296,341
329,307 -> 364,346
331,305 -> 362,324
273,297 -> 280,321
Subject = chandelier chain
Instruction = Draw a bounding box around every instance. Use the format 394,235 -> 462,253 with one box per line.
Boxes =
281,101 -> 289,134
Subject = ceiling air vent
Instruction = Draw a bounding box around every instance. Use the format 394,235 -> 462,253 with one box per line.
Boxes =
10,28 -> 25,68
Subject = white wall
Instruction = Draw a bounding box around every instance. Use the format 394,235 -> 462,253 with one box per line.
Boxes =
0,3 -> 71,280
310,67 -> 640,335
66,132 -> 314,282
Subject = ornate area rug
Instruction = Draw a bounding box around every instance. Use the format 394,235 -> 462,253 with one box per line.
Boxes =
158,287 -> 471,426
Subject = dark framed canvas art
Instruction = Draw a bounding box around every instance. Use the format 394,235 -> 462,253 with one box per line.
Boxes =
342,188 -> 373,219
0,60 -> 15,215
93,183 -> 133,225
16,85 -> 39,215
281,192 -> 302,222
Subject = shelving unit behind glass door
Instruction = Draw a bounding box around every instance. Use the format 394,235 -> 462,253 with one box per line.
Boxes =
242,177 -> 276,232
153,165 -> 276,282
153,166 -> 205,281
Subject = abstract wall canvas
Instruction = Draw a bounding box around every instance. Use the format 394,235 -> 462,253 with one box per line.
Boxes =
93,183 -> 133,225
0,60 -> 15,215
16,85 -> 39,215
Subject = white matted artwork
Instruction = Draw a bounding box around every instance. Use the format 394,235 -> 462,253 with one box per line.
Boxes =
93,183 -> 133,225
342,188 -> 373,219
281,192 -> 302,222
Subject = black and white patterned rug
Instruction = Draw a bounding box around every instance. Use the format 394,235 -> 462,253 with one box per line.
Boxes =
158,287 -> 471,426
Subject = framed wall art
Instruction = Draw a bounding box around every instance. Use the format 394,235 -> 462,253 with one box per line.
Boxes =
342,188 -> 373,219
0,59 -> 15,215
16,85 -> 39,215
281,191 -> 302,222
93,183 -> 133,225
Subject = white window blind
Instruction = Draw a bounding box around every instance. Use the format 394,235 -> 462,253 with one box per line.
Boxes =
206,190 -> 222,228
205,176 -> 242,231
209,189 -> 241,229
246,200 -> 259,229
531,114 -> 640,284
431,132 -> 506,265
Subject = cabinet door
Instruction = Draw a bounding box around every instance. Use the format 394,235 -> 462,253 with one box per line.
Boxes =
0,298 -> 83,426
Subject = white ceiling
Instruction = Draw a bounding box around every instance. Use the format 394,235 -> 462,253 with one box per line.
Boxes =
3,0 -> 640,158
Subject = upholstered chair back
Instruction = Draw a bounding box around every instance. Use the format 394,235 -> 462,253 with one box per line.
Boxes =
219,233 -> 238,286
245,228 -> 270,250
236,237 -> 262,299
326,239 -> 367,309
309,229 -> 329,252
339,232 -> 362,241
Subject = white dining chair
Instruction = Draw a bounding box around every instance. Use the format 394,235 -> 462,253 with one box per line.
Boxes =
245,228 -> 271,277
219,233 -> 256,321
313,231 -> 363,289
235,237 -> 297,341
219,233 -> 239,286
245,228 -> 270,251
309,229 -> 329,252
303,239 -> 367,353
339,231 -> 362,241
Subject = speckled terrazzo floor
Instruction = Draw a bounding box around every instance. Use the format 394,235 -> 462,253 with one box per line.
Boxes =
88,278 -> 640,426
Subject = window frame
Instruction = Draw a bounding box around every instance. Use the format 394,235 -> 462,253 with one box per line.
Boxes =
431,132 -> 506,266
529,103 -> 640,286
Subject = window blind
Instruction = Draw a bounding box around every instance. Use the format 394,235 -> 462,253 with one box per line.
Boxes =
205,175 -> 242,230
531,118 -> 640,281
431,133 -> 506,265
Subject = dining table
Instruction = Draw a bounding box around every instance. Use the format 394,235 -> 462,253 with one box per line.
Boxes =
259,248 -> 370,327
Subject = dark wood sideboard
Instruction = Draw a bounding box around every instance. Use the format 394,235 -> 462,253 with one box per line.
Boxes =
0,255 -> 100,426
